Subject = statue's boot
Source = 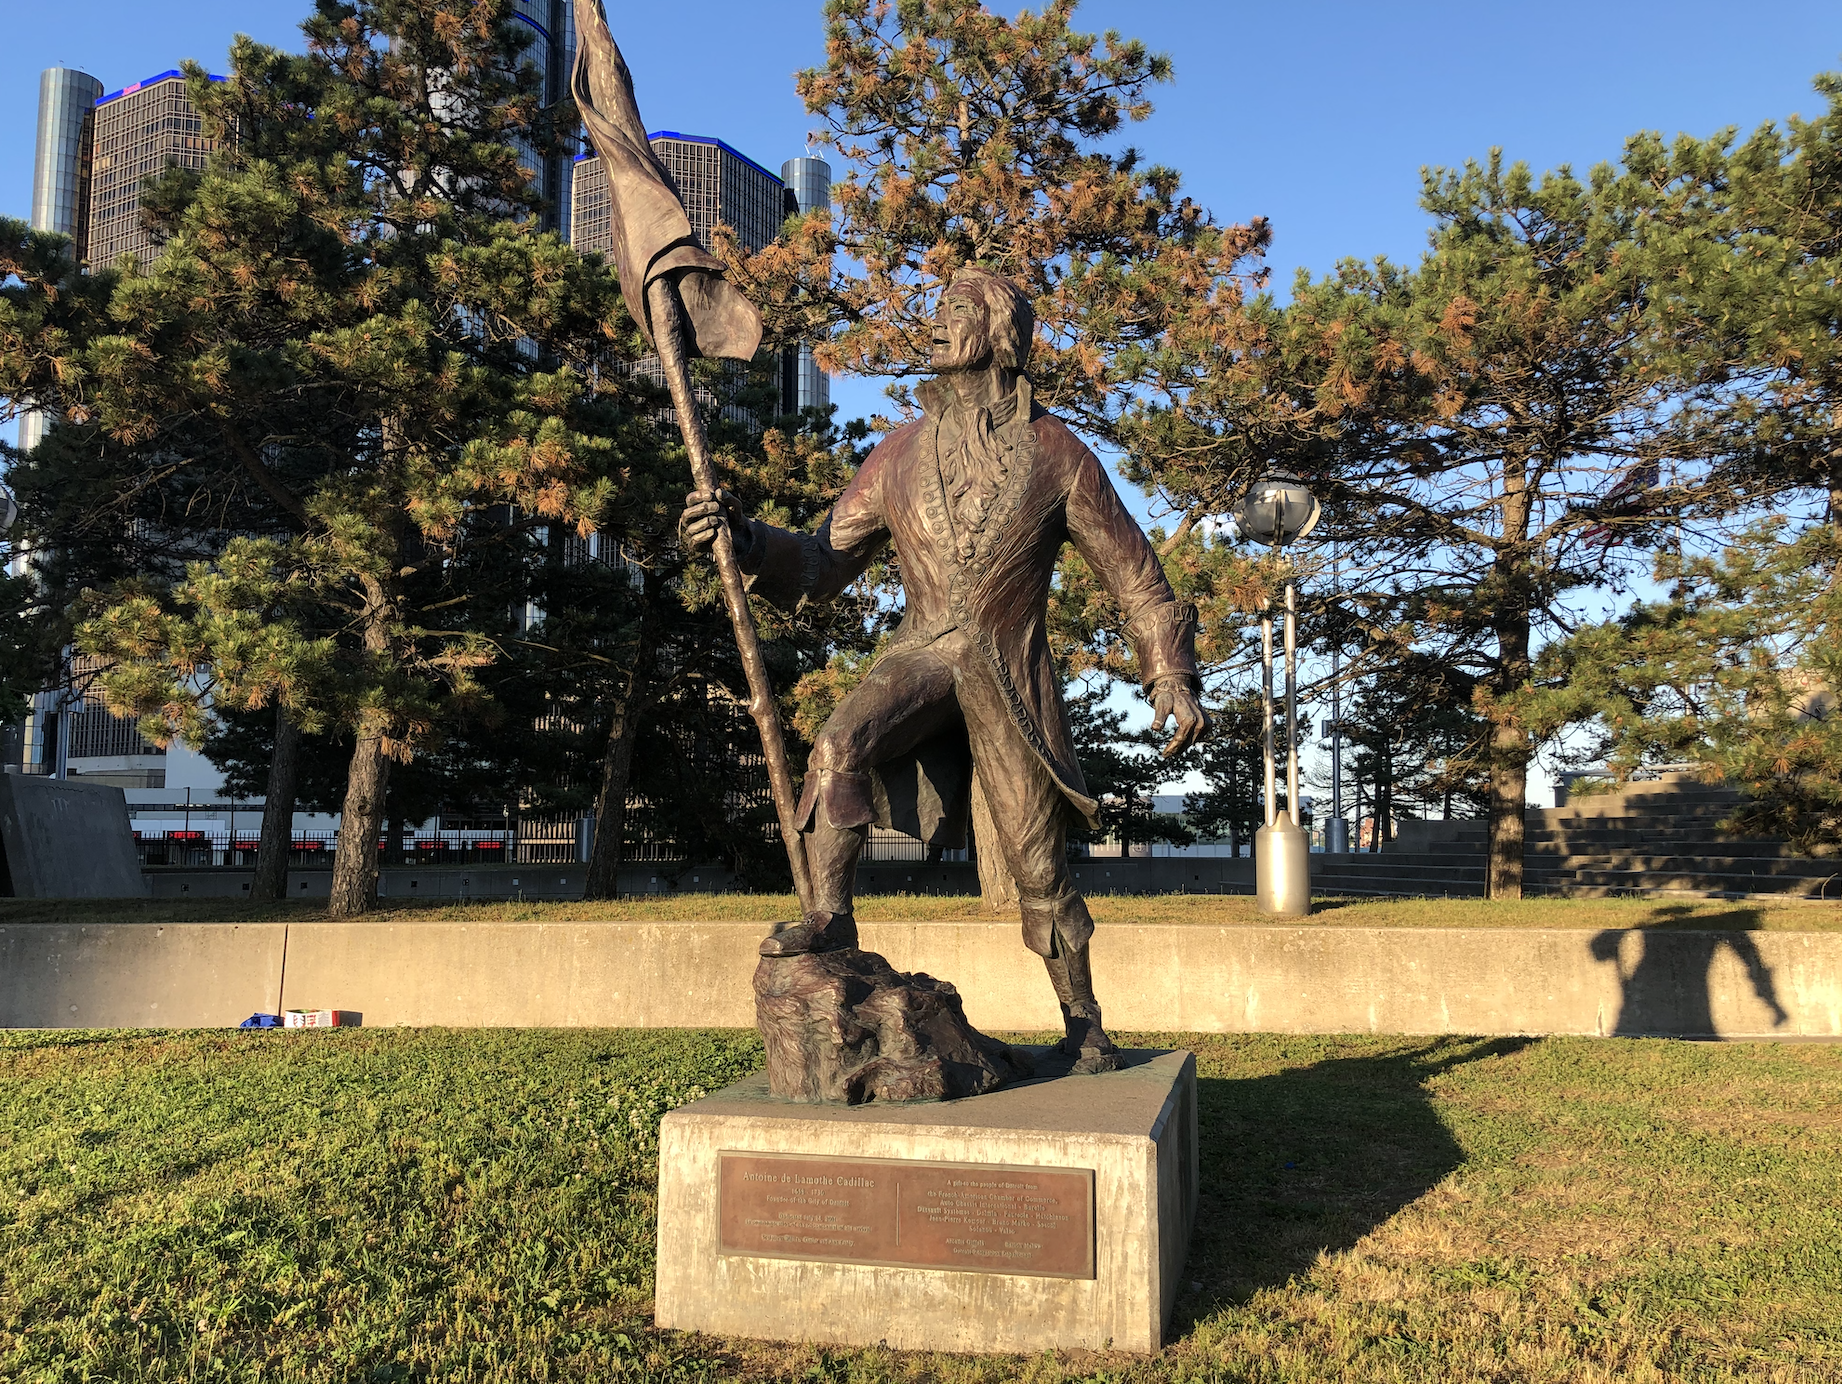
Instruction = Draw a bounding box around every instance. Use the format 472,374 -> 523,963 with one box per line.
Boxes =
1043,943 -> 1123,1074
760,910 -> 859,957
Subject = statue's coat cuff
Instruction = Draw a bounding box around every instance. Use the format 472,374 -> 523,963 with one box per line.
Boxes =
745,525 -> 812,607
1129,601 -> 1201,691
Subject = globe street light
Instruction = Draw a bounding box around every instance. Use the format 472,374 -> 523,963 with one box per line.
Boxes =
1234,470 -> 1320,918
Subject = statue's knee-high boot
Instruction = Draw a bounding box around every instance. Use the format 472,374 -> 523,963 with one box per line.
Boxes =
1037,895 -> 1122,1074
761,770 -> 869,956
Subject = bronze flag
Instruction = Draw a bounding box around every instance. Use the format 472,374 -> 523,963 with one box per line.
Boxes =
571,0 -> 763,362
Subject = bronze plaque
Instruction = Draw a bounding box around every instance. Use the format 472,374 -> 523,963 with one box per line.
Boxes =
718,1151 -> 1095,1279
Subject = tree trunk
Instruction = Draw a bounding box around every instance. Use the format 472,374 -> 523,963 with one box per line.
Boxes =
1486,720 -> 1528,901
328,574 -> 397,919
328,722 -> 392,917
1485,460 -> 1535,901
584,698 -> 639,900
583,580 -> 659,901
389,813 -> 408,866
249,706 -> 300,902
1829,451 -> 1842,543
971,769 -> 1019,912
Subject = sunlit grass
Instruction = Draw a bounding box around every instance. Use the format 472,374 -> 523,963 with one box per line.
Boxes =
3,1028 -> 1839,1381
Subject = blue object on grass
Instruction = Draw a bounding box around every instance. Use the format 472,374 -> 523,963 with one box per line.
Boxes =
240,1013 -> 282,1029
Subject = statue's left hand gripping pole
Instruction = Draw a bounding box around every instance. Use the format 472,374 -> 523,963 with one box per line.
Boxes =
647,275 -> 816,915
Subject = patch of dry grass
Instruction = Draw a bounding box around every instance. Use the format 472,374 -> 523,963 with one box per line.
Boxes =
9,892 -> 1841,932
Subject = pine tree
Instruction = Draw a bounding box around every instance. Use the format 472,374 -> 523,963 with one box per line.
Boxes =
737,0 -> 1266,450
1063,683 -> 1197,854
1539,521 -> 1842,853
1524,72 -> 1842,851
1130,145 -> 1727,897
1627,73 -> 1842,532
49,2 -> 632,915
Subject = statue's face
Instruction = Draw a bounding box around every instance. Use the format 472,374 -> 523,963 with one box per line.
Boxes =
930,284 -> 993,374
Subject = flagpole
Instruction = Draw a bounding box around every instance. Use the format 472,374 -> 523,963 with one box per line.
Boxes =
647,275 -> 815,914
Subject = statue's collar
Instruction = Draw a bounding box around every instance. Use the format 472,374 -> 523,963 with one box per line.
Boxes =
917,373 -> 1032,430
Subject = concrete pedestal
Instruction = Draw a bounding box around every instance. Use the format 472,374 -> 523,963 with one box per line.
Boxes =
654,1047 -> 1197,1355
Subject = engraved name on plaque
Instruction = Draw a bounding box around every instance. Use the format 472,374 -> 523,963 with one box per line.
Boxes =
718,1151 -> 1096,1279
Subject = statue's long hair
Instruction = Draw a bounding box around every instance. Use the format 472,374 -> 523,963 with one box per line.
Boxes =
949,266 -> 1034,374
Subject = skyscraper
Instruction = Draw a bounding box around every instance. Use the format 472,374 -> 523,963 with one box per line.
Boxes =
86,70 -> 221,268
21,68 -> 104,455
511,0 -> 576,237
573,135 -> 831,418
30,68 -> 103,245
17,19 -> 576,453
780,155 -> 832,415
572,132 -> 789,264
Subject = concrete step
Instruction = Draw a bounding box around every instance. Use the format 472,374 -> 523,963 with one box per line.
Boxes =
1562,868 -> 1837,897
1551,854 -> 1839,877
1523,833 -> 1798,854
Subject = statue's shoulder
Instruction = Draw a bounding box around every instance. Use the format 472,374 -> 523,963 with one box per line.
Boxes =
859,415 -> 930,472
1022,406 -> 1100,473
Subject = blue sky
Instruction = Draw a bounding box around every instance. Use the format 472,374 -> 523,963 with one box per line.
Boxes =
10,0 -> 1841,433
8,1 -> 1842,800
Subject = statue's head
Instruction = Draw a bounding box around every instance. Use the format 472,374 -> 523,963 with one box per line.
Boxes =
930,266 -> 1033,376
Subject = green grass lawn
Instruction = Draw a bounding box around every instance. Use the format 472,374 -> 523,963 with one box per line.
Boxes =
4,1029 -> 1839,1382
9,892 -> 1842,932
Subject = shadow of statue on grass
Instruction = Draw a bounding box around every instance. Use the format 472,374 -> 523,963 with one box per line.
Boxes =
1588,904 -> 1788,1038
1175,1036 -> 1530,1331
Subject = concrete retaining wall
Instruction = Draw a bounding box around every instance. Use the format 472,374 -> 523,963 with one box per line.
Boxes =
2,919 -> 1833,1038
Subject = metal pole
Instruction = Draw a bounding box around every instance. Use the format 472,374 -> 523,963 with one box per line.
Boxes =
1260,598 -> 1276,828
1285,577 -> 1300,827
1330,553 -> 1342,842
646,276 -> 814,914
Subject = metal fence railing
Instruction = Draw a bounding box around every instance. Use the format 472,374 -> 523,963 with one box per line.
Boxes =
134,830 -> 525,868
133,824 -> 975,868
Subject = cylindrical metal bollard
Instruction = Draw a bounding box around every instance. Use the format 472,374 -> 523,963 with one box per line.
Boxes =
1255,814 -> 1312,917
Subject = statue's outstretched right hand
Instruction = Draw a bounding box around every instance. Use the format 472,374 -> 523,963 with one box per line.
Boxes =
679,487 -> 748,554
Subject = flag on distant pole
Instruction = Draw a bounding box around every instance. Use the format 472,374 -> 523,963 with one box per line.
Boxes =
571,0 -> 762,362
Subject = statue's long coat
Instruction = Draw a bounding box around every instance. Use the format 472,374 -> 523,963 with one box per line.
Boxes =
749,377 -> 1200,845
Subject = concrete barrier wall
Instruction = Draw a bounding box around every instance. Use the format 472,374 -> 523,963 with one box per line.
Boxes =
3,920 -> 1835,1039
0,922 -> 285,1026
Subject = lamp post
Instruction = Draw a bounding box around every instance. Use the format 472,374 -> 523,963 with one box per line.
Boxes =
1326,550 -> 1349,854
1235,470 -> 1320,918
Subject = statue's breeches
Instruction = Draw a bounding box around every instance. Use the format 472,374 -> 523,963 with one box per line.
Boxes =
801,631 -> 1092,958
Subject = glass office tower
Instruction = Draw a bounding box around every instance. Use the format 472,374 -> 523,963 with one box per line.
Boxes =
87,71 -> 219,267
573,135 -> 826,417
780,155 -> 832,415
30,68 -> 103,245
510,0 -> 576,237
20,68 -> 104,455
573,132 -> 788,259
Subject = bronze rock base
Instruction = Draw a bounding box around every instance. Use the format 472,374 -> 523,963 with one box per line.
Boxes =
754,946 -> 1031,1104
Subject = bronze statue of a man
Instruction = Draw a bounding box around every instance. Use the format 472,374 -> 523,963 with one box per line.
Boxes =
681,267 -> 1210,1072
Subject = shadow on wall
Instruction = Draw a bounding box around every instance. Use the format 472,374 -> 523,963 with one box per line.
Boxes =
1178,1036 -> 1531,1323
1589,904 -> 1789,1038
